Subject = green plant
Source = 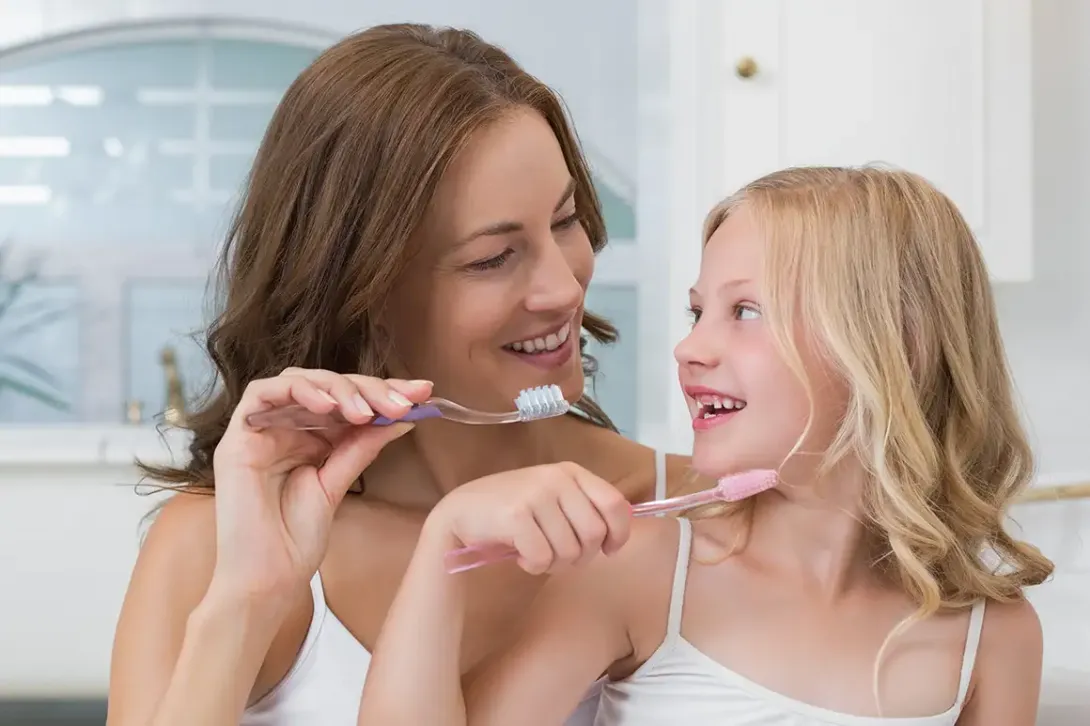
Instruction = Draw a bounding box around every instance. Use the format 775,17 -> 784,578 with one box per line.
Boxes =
0,241 -> 70,411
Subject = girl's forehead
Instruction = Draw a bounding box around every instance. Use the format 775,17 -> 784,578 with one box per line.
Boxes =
701,214 -> 764,284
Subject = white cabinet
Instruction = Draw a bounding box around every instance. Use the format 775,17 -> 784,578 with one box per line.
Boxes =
648,0 -> 1034,454
718,0 -> 1032,284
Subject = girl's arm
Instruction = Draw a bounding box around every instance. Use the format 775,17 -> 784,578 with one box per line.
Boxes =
956,598 -> 1043,725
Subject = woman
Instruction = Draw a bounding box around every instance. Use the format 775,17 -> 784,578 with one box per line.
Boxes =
106,23 -> 687,726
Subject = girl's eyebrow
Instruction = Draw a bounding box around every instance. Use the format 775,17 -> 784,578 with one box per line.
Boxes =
688,278 -> 753,297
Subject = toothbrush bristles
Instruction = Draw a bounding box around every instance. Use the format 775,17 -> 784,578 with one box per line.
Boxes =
515,384 -> 570,421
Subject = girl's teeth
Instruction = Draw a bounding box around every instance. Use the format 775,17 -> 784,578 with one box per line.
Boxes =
698,396 -> 746,417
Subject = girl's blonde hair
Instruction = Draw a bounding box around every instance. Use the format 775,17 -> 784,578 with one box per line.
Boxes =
694,165 -> 1052,699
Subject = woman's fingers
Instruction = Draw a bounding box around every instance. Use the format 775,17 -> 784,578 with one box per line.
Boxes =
233,374 -> 337,425
508,509 -> 555,575
529,497 -> 584,568
316,422 -> 416,509
270,370 -> 434,425
556,486 -> 611,567
563,462 -> 632,556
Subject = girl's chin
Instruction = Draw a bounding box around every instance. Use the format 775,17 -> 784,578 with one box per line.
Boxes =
690,452 -> 771,482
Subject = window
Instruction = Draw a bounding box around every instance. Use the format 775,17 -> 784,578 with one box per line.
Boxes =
0,20 -> 642,437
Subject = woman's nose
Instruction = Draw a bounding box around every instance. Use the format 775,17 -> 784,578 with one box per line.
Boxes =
524,243 -> 584,314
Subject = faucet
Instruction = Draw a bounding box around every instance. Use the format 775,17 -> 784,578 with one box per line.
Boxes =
160,345 -> 187,426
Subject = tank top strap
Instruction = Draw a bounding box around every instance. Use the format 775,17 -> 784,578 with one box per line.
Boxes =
654,449 -> 667,503
664,518 -> 694,639
954,599 -> 987,706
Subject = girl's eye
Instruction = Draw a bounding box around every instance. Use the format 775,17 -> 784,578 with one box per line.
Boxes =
735,304 -> 761,321
552,212 -> 579,231
467,249 -> 514,271
687,306 -> 702,326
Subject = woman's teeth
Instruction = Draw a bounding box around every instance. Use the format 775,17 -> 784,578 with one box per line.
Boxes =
507,324 -> 570,354
698,396 -> 746,418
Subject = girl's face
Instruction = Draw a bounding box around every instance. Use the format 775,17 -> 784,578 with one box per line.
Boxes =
674,205 -> 848,481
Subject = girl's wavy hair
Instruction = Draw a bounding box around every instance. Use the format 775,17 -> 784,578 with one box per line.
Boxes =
139,23 -> 618,493
690,165 -> 1052,703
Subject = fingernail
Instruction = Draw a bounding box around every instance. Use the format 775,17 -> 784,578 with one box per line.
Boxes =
388,390 -> 412,407
319,390 -> 338,404
353,394 -> 373,416
409,379 -> 432,387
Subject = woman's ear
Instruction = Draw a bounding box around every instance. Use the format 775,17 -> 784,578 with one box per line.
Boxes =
370,318 -> 414,380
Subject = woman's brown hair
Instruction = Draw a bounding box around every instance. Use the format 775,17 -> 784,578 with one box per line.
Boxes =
143,23 -> 619,491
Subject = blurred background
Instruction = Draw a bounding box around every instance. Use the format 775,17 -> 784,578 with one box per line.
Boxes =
0,0 -> 1086,723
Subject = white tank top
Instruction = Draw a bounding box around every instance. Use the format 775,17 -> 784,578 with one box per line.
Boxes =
242,450 -> 670,726
595,519 -> 987,726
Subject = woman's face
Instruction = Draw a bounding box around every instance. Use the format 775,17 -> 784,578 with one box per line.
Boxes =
386,108 -> 594,411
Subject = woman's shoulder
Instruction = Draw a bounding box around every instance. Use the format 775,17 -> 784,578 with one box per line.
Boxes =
570,423 -> 701,503
568,516 -> 688,610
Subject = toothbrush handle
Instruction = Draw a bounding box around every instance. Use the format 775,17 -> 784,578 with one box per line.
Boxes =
246,403 -> 444,430
371,404 -> 444,425
443,543 -> 521,574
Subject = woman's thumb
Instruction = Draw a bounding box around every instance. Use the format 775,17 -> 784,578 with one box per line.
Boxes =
317,422 -> 414,503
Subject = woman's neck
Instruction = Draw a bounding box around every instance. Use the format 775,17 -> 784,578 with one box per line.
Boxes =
360,413 -> 612,508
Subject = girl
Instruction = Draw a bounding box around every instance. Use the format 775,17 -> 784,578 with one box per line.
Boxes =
359,166 -> 1053,725
107,23 -> 689,726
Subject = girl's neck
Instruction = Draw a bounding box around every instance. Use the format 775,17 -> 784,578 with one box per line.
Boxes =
747,461 -> 875,598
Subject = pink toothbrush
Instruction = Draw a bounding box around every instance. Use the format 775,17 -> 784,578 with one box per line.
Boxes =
443,468 -> 778,574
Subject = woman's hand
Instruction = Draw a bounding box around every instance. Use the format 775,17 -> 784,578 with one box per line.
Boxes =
428,461 -> 634,574
209,368 -> 432,604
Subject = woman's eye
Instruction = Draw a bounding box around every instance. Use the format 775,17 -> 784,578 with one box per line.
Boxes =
686,306 -> 702,325
467,249 -> 513,271
552,212 -> 579,231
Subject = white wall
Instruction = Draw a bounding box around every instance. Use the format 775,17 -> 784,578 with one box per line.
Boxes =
997,0 -> 1090,481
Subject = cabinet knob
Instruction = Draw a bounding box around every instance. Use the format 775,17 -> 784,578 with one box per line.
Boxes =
735,56 -> 759,79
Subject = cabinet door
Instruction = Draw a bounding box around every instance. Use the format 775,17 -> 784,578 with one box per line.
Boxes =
720,0 -> 1032,282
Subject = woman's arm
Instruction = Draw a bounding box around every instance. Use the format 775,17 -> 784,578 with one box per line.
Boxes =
465,553 -> 630,725
357,462 -> 633,726
956,598 -> 1043,725
106,495 -> 305,726
356,522 -> 470,726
